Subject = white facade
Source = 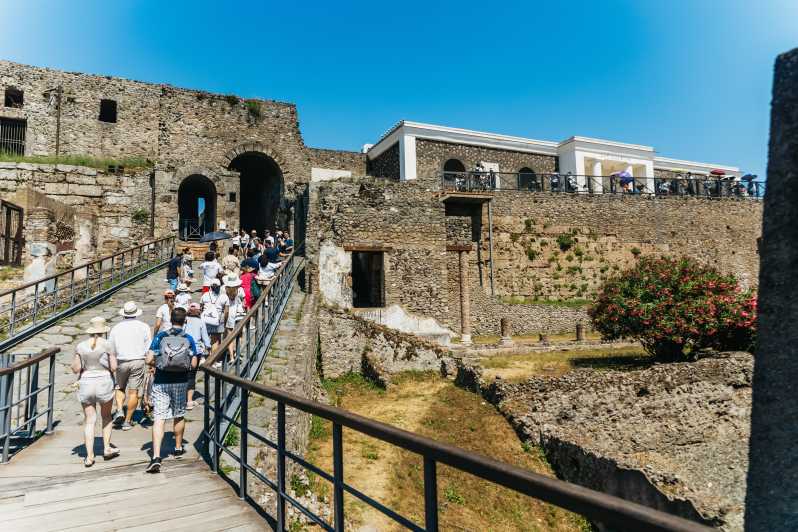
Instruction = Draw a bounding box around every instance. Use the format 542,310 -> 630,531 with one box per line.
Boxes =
367,121 -> 740,183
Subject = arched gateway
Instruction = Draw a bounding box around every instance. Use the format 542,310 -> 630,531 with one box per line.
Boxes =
178,174 -> 216,240
229,151 -> 284,235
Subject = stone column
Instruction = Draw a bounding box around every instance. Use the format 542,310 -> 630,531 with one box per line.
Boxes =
591,160 -> 603,193
745,47 -> 798,530
499,317 -> 513,346
458,249 -> 472,345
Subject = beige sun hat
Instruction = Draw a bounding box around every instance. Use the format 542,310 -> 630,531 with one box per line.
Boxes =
176,283 -> 190,292
119,301 -> 143,318
85,316 -> 110,335
224,277 -> 242,288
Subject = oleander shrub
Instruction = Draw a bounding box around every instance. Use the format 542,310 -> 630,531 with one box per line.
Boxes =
588,256 -> 756,361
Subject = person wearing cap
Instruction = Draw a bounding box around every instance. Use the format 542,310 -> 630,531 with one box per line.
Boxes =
154,290 -> 175,334
183,302 -> 211,409
200,278 -> 229,351
71,317 -> 119,467
175,283 -> 192,309
109,301 -> 152,431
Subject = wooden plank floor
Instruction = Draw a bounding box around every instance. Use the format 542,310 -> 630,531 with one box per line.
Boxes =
0,415 -> 267,531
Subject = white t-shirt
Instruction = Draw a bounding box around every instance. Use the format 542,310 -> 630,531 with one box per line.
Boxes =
226,288 -> 246,329
199,260 -> 221,286
155,304 -> 172,333
108,319 -> 151,361
201,290 -> 230,321
175,292 -> 192,308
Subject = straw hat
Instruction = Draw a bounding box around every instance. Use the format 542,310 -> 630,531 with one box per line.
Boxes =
255,272 -> 273,284
85,316 -> 110,335
119,301 -> 143,318
176,283 -> 190,293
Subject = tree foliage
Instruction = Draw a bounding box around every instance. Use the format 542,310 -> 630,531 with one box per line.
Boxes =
588,256 -> 756,361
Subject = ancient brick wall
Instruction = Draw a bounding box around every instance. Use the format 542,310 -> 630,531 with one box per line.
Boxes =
0,162 -> 153,255
366,142 -> 400,179
481,192 -> 762,301
308,147 -> 366,175
307,176 -> 450,319
415,139 -> 557,179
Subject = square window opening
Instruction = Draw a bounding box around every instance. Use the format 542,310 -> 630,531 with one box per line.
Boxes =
228,192 -> 236,202
0,118 -> 27,155
4,88 -> 23,108
352,251 -> 385,308
99,99 -> 117,123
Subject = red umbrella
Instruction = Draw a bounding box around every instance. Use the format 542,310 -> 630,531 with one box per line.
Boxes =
710,169 -> 726,176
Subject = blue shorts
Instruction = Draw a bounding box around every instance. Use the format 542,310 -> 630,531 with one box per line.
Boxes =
168,278 -> 178,291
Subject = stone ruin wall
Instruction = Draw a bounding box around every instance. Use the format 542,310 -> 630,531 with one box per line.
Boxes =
307,147 -> 366,176
482,192 -> 762,302
307,176 -> 450,321
415,138 -> 558,178
366,142 -> 400,179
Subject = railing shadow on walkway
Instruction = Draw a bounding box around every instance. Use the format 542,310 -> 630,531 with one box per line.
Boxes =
198,246 -> 712,532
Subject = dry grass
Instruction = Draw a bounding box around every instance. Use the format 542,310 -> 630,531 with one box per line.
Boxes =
480,346 -> 651,381
471,330 -> 603,345
306,373 -> 589,531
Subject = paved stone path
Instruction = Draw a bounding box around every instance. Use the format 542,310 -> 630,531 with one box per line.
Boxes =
12,271 -> 171,426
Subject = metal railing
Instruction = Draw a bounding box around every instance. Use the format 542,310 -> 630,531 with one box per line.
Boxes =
199,252 -> 710,531
0,347 -> 59,463
442,171 -> 766,199
0,235 -> 175,353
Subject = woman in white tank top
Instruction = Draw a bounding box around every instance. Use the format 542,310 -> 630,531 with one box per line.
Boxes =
71,317 -> 119,467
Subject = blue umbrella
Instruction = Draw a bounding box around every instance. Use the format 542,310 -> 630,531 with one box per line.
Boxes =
199,231 -> 232,243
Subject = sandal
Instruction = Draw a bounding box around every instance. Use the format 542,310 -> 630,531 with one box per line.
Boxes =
84,457 -> 95,468
103,444 -> 120,461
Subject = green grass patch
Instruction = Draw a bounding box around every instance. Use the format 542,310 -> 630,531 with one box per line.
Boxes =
0,151 -> 153,170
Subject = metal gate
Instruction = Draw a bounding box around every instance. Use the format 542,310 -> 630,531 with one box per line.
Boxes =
0,118 -> 26,156
0,201 -> 24,265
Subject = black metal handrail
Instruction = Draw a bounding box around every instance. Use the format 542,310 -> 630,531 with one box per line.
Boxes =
0,235 -> 175,352
199,249 -> 710,531
441,171 -> 766,199
0,347 -> 60,462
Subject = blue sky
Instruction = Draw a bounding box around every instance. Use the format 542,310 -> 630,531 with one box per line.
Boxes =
1,1 -> 796,177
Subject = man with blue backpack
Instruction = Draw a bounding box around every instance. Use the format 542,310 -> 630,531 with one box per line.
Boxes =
144,306 -> 199,473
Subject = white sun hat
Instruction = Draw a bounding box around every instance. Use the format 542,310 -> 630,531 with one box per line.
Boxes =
119,301 -> 143,318
85,316 -> 111,335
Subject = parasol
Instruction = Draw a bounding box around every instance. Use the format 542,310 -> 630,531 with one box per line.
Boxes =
199,231 -> 232,243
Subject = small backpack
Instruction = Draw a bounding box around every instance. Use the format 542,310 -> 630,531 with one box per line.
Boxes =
201,296 -> 222,327
156,330 -> 193,372
250,276 -> 262,302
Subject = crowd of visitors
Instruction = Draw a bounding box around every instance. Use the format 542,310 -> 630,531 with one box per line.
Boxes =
70,228 -> 293,473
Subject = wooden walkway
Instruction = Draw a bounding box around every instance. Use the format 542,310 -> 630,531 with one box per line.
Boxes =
0,401 -> 266,531
0,271 -> 267,531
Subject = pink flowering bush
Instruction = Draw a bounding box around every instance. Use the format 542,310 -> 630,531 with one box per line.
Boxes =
588,257 -> 756,361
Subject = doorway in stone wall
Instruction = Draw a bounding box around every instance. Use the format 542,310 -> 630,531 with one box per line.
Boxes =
229,152 -> 284,235
178,174 -> 216,240
352,251 -> 384,308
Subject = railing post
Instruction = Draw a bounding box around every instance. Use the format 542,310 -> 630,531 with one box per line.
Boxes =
46,353 -> 55,434
26,361 -> 39,437
31,283 -> 39,326
213,375 -> 221,474
277,401 -> 286,532
239,390 -> 248,500
1,369 -> 13,463
203,372 -> 210,466
333,422 -> 344,532
9,290 -> 16,336
424,457 -> 439,532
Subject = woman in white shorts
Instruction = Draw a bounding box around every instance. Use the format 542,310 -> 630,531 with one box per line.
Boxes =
71,317 -> 120,467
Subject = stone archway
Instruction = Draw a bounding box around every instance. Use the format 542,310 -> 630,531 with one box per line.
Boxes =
228,151 -> 285,234
178,174 -> 216,240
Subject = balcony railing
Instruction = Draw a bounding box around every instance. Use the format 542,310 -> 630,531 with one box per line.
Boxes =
442,171 -> 766,199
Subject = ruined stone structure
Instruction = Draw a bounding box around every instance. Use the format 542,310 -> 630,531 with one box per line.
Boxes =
0,60 -> 762,340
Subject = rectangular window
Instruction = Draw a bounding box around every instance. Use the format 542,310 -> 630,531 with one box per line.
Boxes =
99,99 -> 117,123
0,118 -> 26,155
4,88 -> 23,108
228,192 -> 236,203
352,251 -> 385,308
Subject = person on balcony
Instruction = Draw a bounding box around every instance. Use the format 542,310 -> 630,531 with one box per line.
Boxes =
72,316 -> 119,467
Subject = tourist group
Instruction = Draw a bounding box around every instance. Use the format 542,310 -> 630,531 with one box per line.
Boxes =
70,229 -> 294,473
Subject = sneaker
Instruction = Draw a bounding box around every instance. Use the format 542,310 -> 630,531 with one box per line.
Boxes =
113,411 -> 125,426
121,421 -> 134,431
146,457 -> 162,473
212,362 -> 222,369
174,447 -> 186,459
